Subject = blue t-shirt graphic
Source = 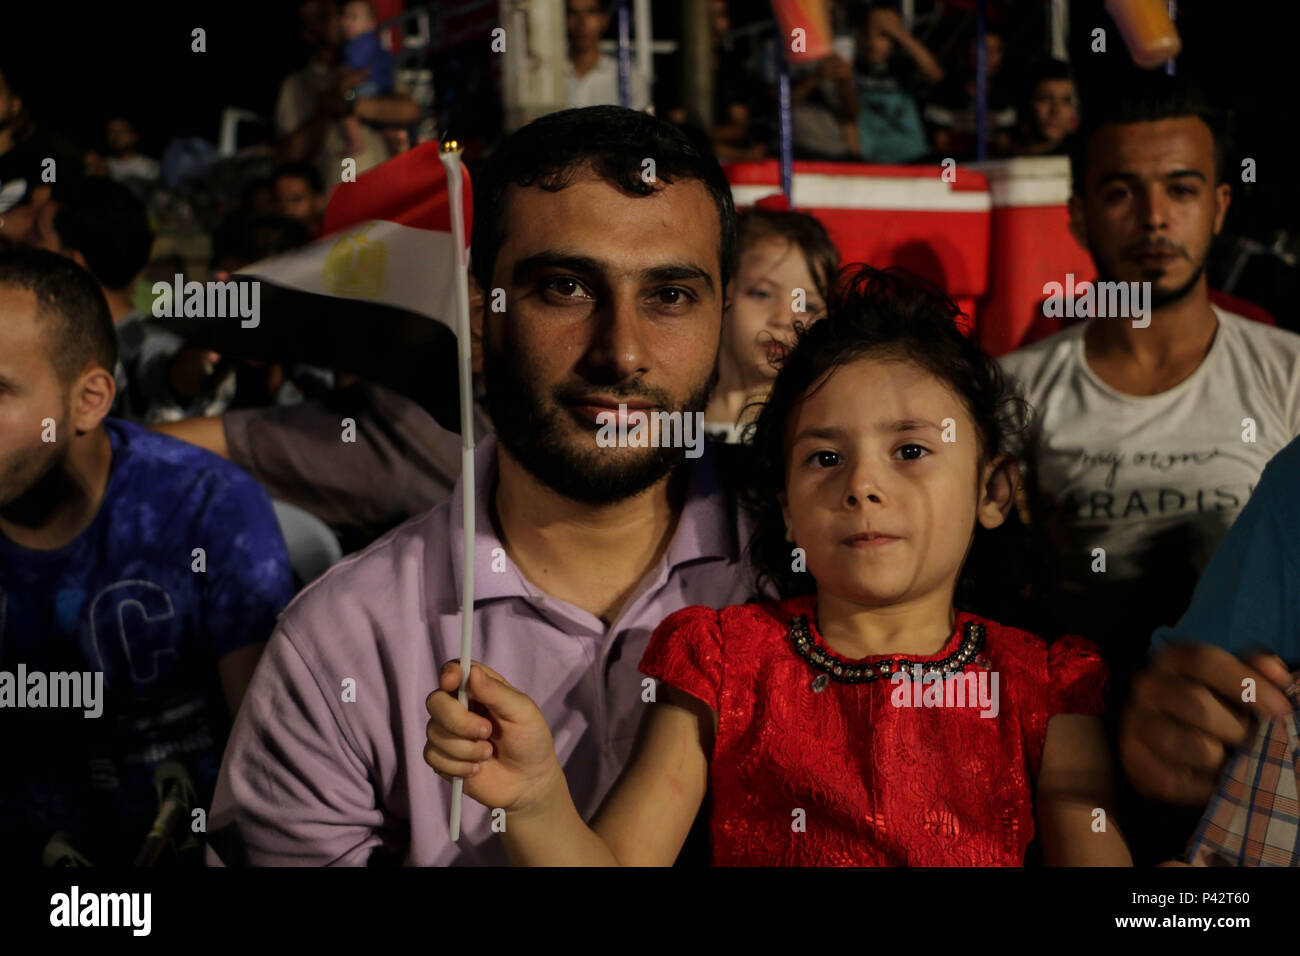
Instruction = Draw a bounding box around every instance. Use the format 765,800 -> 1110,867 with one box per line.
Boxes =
0,419 -> 294,863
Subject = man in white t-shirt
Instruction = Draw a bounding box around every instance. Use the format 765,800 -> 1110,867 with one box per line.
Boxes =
564,0 -> 650,111
1001,75 -> 1300,689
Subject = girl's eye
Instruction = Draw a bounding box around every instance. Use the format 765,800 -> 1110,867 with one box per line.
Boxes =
748,288 -> 772,300
894,443 -> 930,461
808,450 -> 841,468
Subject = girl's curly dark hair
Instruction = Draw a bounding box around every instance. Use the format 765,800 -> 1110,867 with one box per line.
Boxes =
741,264 -> 1052,632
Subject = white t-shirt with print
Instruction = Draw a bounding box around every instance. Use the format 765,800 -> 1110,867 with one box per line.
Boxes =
1000,307 -> 1300,657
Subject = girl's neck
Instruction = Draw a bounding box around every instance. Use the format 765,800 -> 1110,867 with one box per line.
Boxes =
814,589 -> 956,659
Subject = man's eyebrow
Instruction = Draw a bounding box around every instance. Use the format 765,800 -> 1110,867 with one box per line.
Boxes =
1095,168 -> 1208,188
642,263 -> 715,295
511,252 -> 606,283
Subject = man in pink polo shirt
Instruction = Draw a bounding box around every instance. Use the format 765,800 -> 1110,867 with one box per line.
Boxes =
206,106 -> 754,865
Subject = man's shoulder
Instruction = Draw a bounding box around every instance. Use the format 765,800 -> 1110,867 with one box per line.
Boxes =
1218,306 -> 1300,354
108,418 -> 265,500
998,324 -> 1084,391
278,501 -> 452,632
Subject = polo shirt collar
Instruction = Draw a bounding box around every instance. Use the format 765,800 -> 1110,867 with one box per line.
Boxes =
448,436 -> 743,608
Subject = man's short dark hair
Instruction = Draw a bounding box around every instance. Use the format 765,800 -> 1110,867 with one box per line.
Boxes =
0,246 -> 118,382
273,161 -> 325,196
1070,71 -> 1226,195
1024,58 -> 1073,103
52,178 -> 154,290
469,105 -> 738,295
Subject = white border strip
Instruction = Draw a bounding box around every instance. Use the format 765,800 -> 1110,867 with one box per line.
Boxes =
731,174 -> 991,212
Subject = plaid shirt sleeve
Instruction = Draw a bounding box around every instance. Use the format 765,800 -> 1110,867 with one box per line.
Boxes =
1184,676 -> 1300,867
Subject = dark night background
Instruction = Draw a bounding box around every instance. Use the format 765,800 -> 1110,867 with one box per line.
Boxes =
3,0 -> 1298,316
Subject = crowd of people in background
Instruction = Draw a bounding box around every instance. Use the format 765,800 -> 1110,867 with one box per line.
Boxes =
0,0 -> 1297,871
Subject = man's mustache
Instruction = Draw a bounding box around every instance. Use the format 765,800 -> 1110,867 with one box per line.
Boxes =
553,383 -> 672,407
1125,241 -> 1187,258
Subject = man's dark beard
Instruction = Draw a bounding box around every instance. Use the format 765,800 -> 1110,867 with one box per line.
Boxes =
1099,251 -> 1207,311
483,340 -> 715,506
1147,258 -> 1206,310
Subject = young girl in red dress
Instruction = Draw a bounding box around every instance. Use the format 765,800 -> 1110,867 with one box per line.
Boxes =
425,266 -> 1133,866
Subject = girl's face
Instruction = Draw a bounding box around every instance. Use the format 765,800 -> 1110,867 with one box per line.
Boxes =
722,237 -> 825,388
780,355 -> 1014,610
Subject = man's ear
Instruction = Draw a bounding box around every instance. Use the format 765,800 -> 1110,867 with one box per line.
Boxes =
977,454 -> 1018,530
1067,193 -> 1089,252
468,271 -> 485,374
69,364 -> 116,434
1212,181 -> 1232,236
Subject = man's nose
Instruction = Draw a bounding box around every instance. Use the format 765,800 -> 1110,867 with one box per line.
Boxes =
1136,184 -> 1171,231
578,291 -> 650,382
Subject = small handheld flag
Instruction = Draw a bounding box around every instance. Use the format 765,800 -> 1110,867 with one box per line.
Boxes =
438,140 -> 477,842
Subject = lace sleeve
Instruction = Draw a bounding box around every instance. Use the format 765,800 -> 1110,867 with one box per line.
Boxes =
638,605 -> 725,712
1047,634 -> 1109,717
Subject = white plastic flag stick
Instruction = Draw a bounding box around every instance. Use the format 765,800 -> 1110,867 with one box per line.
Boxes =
438,140 -> 475,841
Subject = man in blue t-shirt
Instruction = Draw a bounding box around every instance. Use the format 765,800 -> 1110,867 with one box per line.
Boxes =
0,248 -> 294,864
1121,435 -> 1298,816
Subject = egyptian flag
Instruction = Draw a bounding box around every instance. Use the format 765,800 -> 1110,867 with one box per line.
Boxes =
164,143 -> 473,430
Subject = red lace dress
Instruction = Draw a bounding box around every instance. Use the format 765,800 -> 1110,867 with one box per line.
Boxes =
638,595 -> 1108,866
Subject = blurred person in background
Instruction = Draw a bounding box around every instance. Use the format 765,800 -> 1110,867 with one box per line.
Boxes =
656,0 -> 770,162
564,0 -> 651,111
849,2 -> 943,163
274,0 -> 419,196
103,116 -> 160,183
0,65 -> 52,244
790,49 -> 858,161
704,208 -> 840,441
925,26 -> 1017,159
30,177 -> 240,425
271,161 -> 327,235
1012,59 -> 1079,158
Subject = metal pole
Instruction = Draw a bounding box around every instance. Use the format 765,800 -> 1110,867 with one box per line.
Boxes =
617,0 -> 631,107
438,141 -> 476,843
900,0 -> 915,31
634,0 -> 652,105
975,0 -> 987,160
1049,0 -> 1068,61
777,43 -> 793,203
682,0 -> 713,133
1165,1 -> 1177,75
